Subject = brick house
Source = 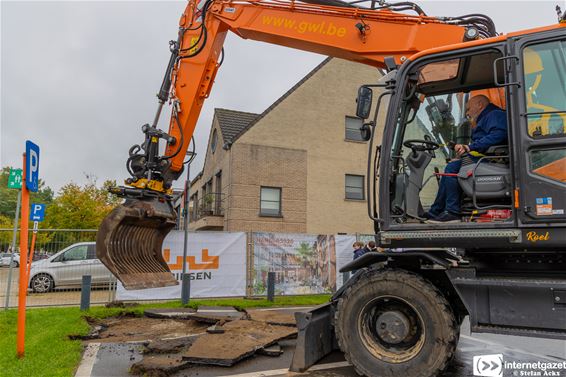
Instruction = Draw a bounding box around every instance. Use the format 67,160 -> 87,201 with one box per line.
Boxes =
188,57 -> 382,234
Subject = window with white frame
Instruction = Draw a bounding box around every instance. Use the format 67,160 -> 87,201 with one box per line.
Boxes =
260,187 -> 282,216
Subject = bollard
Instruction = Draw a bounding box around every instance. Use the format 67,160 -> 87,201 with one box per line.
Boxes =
342,271 -> 350,284
267,271 -> 275,302
181,273 -> 191,305
80,275 -> 92,311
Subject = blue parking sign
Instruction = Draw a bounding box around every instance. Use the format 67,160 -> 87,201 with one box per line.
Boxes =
26,140 -> 40,192
30,204 -> 46,222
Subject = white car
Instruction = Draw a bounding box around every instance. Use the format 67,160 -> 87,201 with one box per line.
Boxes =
29,242 -> 114,293
0,252 -> 20,267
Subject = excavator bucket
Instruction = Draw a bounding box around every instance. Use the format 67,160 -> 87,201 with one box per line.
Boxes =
96,198 -> 179,290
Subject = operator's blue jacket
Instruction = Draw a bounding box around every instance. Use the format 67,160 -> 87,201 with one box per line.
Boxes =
469,103 -> 508,153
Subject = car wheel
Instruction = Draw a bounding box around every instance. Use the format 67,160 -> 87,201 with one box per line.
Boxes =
31,274 -> 54,293
11,261 -> 19,268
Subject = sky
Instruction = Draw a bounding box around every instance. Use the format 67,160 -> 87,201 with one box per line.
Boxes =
0,0 -> 562,194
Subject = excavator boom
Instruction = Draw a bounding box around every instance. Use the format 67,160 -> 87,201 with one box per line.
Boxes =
97,0 -> 494,289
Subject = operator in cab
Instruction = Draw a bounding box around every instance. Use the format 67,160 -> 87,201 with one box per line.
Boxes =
425,94 -> 508,222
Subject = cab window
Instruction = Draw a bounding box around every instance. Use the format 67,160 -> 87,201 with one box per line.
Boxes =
523,40 -> 566,137
63,245 -> 88,261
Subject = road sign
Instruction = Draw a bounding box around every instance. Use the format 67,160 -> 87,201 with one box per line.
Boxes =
30,204 -> 46,222
7,169 -> 23,189
25,141 -> 40,192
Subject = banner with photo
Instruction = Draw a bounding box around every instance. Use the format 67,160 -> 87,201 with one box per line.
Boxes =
252,232 -> 342,295
116,231 -> 247,300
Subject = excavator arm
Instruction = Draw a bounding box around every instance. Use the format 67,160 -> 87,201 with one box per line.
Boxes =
97,0 -> 496,289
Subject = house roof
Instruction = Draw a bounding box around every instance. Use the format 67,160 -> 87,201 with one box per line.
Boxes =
230,57 -> 332,143
191,56 -> 333,188
215,108 -> 259,144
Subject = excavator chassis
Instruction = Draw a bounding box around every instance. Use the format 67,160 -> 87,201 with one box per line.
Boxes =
97,192 -> 179,290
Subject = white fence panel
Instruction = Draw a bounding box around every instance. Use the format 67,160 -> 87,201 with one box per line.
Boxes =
116,230 -> 247,300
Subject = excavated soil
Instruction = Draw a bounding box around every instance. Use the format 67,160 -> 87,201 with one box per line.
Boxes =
84,317 -> 208,343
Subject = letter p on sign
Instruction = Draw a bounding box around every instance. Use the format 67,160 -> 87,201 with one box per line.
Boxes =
25,140 -> 40,192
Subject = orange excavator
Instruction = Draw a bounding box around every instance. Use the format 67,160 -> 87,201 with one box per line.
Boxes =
97,0 -> 498,289
97,0 -> 566,375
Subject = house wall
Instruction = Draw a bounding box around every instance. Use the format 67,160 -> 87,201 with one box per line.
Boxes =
189,117 -> 231,230
237,58 -> 382,234
226,143 -> 307,233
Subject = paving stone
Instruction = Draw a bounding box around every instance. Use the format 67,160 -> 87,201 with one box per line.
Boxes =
257,343 -> 284,357
206,324 -> 226,334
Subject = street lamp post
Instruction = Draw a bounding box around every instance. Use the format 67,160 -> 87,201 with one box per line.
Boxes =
181,151 -> 195,305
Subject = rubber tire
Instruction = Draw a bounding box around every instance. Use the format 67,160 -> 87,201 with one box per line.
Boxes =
31,274 -> 54,293
11,261 -> 19,268
335,268 -> 458,377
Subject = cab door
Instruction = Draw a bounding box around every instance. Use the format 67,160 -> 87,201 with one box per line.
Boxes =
514,30 -> 566,225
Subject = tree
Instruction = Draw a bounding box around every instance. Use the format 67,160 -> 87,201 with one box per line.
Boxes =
43,180 -> 121,230
0,166 -> 54,219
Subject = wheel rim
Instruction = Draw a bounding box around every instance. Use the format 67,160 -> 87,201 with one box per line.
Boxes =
33,276 -> 51,292
357,295 -> 425,363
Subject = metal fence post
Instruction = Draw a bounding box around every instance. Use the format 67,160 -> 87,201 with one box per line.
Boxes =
80,275 -> 92,311
267,271 -> 275,302
246,231 -> 254,297
181,273 -> 190,305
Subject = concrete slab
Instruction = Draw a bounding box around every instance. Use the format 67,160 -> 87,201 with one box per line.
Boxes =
182,320 -> 297,366
246,309 -> 296,327
185,306 -> 245,324
143,336 -> 197,354
144,308 -> 196,320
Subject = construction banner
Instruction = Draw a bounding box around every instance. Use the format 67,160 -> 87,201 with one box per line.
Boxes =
116,231 -> 247,300
252,232 -> 341,295
335,235 -> 357,288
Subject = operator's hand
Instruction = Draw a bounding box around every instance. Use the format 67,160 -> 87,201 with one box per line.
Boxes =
454,144 -> 470,157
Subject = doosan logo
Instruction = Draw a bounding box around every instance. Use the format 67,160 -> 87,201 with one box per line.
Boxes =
473,354 -> 504,377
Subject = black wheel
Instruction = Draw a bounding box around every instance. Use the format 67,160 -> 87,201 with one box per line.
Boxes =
11,261 -> 19,268
31,274 -> 54,293
335,269 -> 458,377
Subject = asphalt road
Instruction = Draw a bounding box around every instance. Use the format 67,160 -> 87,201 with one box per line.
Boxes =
79,308 -> 566,377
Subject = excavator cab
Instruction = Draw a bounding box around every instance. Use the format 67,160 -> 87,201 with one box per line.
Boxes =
357,26 -> 566,251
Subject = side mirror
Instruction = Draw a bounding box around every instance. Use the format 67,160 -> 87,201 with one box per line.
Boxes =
356,86 -> 373,119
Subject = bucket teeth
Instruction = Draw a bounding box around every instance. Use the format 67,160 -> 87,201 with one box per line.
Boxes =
97,198 -> 178,290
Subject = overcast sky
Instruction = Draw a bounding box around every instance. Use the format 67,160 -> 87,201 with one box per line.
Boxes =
0,1 -> 561,193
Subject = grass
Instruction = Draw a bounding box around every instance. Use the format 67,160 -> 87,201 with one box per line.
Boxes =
0,294 -> 331,377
